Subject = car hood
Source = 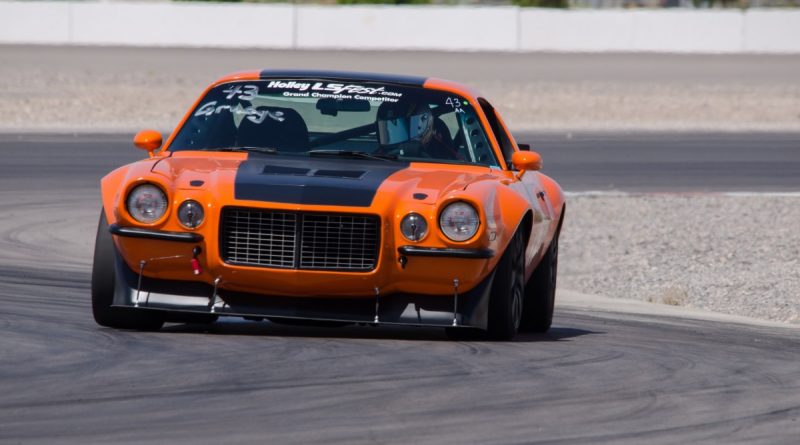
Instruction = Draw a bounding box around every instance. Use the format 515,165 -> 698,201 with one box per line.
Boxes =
151,153 -> 497,207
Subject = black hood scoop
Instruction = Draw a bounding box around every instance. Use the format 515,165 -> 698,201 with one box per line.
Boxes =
262,165 -> 310,176
261,164 -> 366,180
235,156 -> 408,207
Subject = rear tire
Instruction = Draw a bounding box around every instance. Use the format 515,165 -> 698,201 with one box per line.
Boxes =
520,234 -> 559,333
91,212 -> 164,331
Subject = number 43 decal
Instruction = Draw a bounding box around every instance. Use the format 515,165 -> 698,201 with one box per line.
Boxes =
222,84 -> 259,101
445,97 -> 467,113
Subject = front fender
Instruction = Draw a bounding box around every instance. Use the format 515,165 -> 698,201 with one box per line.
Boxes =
458,178 -> 533,263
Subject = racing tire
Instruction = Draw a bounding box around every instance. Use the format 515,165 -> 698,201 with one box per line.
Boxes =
446,230 -> 526,341
91,212 -> 165,331
485,230 -> 526,340
520,233 -> 559,333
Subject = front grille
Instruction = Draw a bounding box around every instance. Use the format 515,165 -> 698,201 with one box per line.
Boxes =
221,208 -> 380,272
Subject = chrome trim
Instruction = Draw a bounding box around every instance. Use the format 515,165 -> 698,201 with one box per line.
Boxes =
397,246 -> 494,259
109,224 -> 202,243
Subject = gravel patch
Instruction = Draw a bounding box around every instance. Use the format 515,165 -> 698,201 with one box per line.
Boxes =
480,82 -> 800,132
1,46 -> 799,132
560,195 -> 800,325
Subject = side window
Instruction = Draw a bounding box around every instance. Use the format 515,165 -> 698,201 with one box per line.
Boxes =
478,98 -> 515,167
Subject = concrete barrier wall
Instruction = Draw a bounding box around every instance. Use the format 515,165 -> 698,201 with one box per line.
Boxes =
296,6 -> 518,51
0,1 -> 798,53
70,3 -> 294,48
0,2 -> 71,44
744,10 -> 800,53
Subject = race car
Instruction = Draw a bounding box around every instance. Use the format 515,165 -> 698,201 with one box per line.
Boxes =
92,70 -> 565,340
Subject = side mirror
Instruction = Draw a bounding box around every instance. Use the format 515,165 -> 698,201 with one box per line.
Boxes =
517,143 -> 531,151
512,151 -> 542,177
133,129 -> 163,157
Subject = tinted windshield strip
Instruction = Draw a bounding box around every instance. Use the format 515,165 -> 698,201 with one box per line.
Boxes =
259,70 -> 426,87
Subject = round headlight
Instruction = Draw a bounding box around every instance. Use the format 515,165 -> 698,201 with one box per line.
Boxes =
439,202 -> 480,242
177,200 -> 205,229
126,184 -> 167,224
400,213 -> 428,242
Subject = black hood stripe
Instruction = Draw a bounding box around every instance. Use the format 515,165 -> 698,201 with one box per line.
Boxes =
234,156 -> 409,207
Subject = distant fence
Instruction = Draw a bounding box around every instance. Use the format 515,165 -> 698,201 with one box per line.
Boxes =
1,1 -> 798,53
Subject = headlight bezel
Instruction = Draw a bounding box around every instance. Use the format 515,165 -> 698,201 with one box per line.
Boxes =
177,199 -> 205,229
125,182 -> 169,225
438,201 -> 481,242
400,212 -> 429,242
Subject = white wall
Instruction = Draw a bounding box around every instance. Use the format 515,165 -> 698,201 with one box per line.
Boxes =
519,10 -> 636,52
296,6 -> 518,51
631,11 -> 743,53
70,3 -> 294,48
744,10 -> 800,53
0,1 -> 71,44
0,1 -> 798,54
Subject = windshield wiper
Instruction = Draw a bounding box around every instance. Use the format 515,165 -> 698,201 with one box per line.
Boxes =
203,146 -> 278,155
308,150 -> 398,162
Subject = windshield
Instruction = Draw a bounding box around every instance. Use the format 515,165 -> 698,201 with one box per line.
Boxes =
168,79 -> 499,167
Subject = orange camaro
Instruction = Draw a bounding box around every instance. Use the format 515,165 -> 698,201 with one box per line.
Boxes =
92,70 -> 565,340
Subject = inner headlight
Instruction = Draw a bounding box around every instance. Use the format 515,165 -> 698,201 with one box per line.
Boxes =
177,200 -> 204,229
126,184 -> 167,224
439,202 -> 480,242
400,213 -> 428,242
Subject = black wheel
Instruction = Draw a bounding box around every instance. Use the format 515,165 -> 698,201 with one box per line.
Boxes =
91,212 -> 164,331
520,233 -> 559,333
444,232 -> 524,341
485,230 -> 526,340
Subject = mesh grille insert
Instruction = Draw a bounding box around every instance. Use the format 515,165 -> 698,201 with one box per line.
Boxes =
221,208 -> 379,272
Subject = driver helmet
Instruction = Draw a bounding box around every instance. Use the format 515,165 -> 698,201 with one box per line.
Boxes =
377,102 -> 434,147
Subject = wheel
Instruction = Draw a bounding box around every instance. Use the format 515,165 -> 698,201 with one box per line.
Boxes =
91,212 -> 165,331
484,230 -> 526,340
520,233 -> 559,333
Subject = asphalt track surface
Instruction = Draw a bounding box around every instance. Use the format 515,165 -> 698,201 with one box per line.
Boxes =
1,133 -> 799,444
2,131 -> 798,191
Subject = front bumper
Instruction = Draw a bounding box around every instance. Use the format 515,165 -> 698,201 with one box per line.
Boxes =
110,237 -> 495,329
111,223 -> 496,298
